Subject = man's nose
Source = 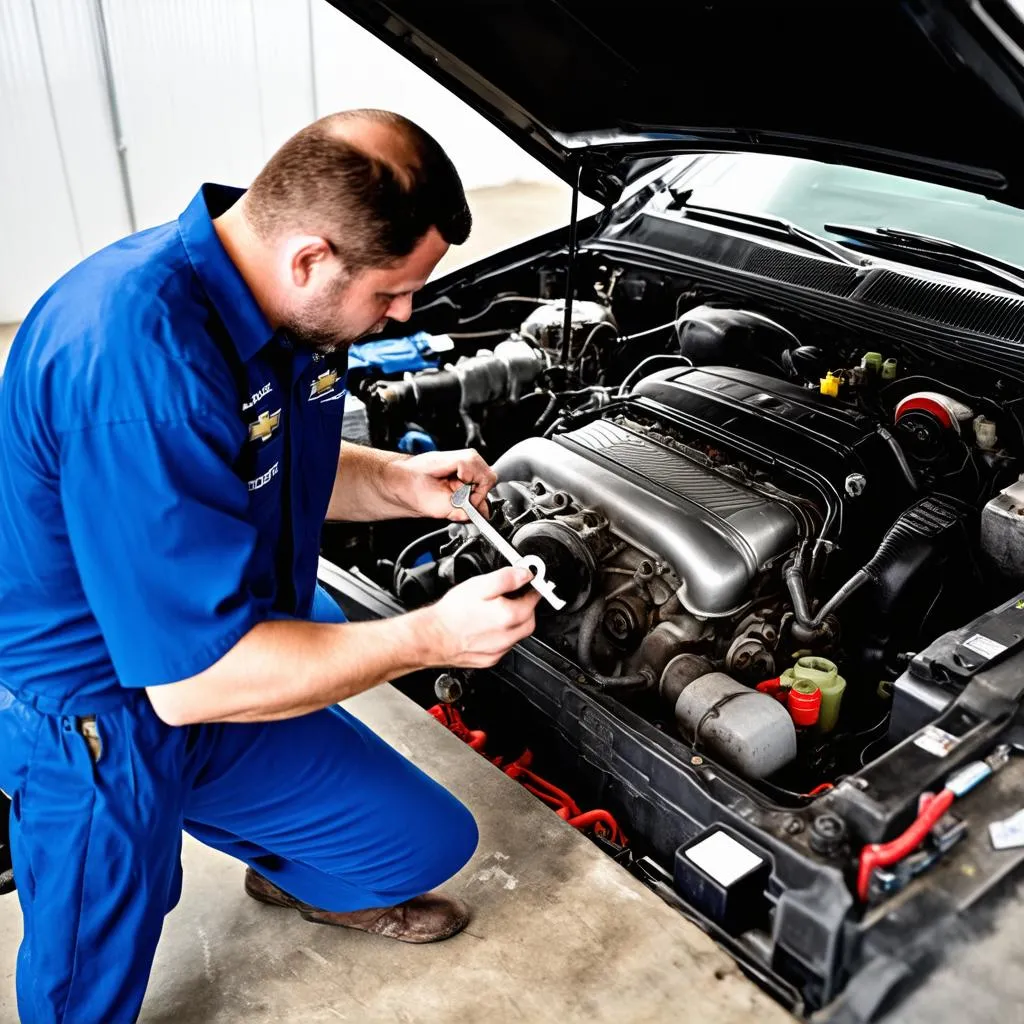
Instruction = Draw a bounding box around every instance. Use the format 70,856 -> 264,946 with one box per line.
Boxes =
387,295 -> 413,322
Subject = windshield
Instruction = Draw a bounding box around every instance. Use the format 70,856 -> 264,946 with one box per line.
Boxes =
666,152 -> 1024,269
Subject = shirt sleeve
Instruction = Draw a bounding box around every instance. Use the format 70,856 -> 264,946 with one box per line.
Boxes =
58,408 -> 270,689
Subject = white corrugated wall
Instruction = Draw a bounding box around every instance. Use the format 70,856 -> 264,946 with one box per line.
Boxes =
0,0 -> 556,322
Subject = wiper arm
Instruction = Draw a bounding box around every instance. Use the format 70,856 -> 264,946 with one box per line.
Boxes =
666,197 -> 865,266
825,223 -> 1024,297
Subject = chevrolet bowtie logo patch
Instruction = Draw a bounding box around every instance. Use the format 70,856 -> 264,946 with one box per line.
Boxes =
248,408 -> 281,443
309,369 -> 340,400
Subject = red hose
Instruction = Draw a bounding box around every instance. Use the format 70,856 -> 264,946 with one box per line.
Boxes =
506,765 -> 582,816
428,703 -> 626,846
521,783 -> 568,809
567,810 -> 625,844
856,788 -> 955,901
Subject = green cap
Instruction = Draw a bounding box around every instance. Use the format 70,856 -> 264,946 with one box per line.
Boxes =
861,352 -> 883,374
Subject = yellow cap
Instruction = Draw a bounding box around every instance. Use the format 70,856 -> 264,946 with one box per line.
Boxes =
820,372 -> 841,398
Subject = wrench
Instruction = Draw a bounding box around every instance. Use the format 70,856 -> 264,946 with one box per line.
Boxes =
450,483 -> 566,610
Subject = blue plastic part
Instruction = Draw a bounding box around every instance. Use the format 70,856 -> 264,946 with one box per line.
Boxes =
397,429 -> 438,455
345,332 -> 439,387
945,760 -> 992,797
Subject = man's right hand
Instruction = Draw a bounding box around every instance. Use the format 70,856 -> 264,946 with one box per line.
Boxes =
424,566 -> 542,668
148,566 -> 542,727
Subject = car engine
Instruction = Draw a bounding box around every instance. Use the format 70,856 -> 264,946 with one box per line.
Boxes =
374,321 -> 987,791
320,234 -> 1024,1021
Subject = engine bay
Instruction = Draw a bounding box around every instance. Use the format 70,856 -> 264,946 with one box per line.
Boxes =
321,247 -> 1024,1019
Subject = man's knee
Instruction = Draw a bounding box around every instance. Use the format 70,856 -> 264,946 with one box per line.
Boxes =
440,792 -> 479,875
397,787 -> 479,899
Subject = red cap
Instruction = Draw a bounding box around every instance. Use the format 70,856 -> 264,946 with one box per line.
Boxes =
757,678 -> 788,704
788,686 -> 822,727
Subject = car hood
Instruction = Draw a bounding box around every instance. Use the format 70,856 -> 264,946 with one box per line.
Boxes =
325,0 -> 1024,206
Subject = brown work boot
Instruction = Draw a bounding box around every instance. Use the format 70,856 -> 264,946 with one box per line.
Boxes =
243,867 -> 470,944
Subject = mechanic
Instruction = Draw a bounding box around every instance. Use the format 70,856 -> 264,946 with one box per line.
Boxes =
0,109 -> 541,1023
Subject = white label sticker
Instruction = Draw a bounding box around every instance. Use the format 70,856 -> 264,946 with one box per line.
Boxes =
990,809 -> 1024,850
685,830 -> 764,887
962,633 -> 1008,660
914,724 -> 960,758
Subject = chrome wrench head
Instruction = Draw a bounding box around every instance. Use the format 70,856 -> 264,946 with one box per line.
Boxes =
450,484 -> 566,610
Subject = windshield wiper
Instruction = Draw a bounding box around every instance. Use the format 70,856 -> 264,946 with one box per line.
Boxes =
824,223 -> 1024,297
665,196 -> 865,266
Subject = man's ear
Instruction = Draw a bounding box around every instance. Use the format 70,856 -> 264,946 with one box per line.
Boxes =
285,236 -> 333,288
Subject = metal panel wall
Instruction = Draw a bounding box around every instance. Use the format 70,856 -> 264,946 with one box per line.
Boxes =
0,0 -> 130,322
0,0 -> 555,322
100,0 -> 305,231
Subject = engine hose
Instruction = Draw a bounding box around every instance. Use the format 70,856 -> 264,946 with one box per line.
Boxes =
876,426 -> 918,493
590,671 -> 653,691
812,570 -> 871,623
577,596 -> 607,673
534,392 -> 561,435
616,354 -> 693,396
785,562 -> 870,636
392,527 -> 452,594
787,497 -> 962,640
576,594 -> 654,691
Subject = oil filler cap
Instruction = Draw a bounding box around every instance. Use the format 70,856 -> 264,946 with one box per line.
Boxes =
674,828 -> 771,935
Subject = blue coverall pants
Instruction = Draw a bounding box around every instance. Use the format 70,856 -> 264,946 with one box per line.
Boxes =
0,588 -> 478,1023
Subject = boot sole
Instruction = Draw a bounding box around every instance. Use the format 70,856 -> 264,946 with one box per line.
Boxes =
246,877 -> 469,943
298,908 -> 470,943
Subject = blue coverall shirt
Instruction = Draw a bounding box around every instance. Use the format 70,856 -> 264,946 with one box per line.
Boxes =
0,183 -> 348,713
0,184 -> 478,1024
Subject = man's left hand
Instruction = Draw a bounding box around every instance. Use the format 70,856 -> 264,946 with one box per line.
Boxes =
385,449 -> 497,521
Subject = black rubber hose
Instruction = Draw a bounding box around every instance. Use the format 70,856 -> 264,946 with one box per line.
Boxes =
576,595 -> 654,691
591,671 -> 653,692
617,353 -> 693,397
785,562 -> 870,634
392,527 -> 452,595
876,426 -> 918,493
787,498 -> 959,637
534,392 -> 561,434
577,596 -> 607,673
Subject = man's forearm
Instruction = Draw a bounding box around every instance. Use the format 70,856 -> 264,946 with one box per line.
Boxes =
326,442 -> 412,521
146,610 -> 440,726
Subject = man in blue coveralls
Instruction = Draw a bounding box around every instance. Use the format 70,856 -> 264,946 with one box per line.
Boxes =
0,109 -> 541,1022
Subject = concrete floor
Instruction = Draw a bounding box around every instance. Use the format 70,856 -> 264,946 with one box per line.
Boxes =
0,685 -> 790,1023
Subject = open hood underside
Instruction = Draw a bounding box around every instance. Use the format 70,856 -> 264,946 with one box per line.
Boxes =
326,0 -> 1024,206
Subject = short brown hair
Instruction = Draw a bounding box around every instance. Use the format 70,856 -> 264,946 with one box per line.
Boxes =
244,109 -> 471,270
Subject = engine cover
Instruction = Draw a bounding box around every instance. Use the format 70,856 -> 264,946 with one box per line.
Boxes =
491,419 -> 799,618
630,365 -> 918,548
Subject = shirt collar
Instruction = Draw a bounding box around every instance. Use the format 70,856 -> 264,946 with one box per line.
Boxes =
177,184 -> 274,363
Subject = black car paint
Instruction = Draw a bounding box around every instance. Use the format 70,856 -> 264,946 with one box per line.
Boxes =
325,0 -> 1024,207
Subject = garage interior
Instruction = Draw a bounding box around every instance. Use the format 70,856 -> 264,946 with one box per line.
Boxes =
0,178 -> 790,1022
